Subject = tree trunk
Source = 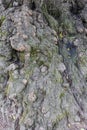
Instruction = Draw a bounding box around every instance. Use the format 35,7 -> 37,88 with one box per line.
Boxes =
0,0 -> 87,130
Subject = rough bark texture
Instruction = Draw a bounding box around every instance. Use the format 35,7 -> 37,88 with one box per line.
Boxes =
0,0 -> 87,130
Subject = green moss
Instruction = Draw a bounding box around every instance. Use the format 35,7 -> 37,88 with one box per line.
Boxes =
24,66 -> 33,79
59,92 -> 65,99
42,3 -> 48,13
20,96 -> 29,124
0,16 -> 5,27
19,109 -> 28,124
37,60 -> 45,66
52,68 -> 63,83
42,2 -> 58,31
9,71 -> 14,81
42,1 -> 61,19
30,47 -> 39,60
19,52 -> 25,63
0,29 -> 7,37
60,15 -> 76,35
5,84 -> 10,96
0,74 -> 4,83
4,71 -> 14,96
52,111 -> 69,127
79,55 -> 87,65
30,46 -> 51,67
43,12 -> 58,32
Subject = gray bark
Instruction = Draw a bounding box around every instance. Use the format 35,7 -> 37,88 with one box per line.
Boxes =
0,0 -> 87,130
